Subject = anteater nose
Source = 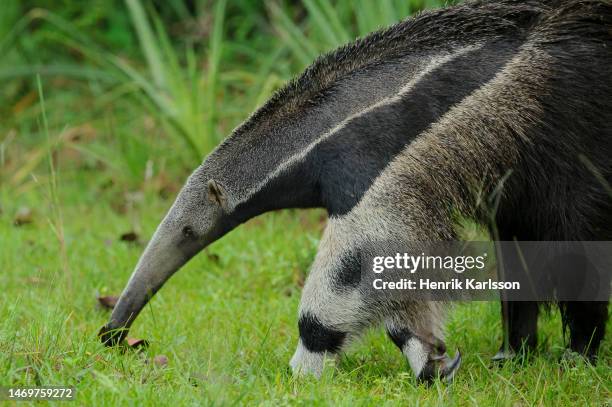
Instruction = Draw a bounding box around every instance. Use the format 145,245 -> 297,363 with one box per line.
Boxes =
98,324 -> 126,347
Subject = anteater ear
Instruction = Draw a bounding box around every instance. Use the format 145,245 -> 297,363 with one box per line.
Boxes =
207,179 -> 228,211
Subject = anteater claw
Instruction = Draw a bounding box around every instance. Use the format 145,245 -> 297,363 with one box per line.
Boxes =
491,348 -> 516,363
418,350 -> 462,384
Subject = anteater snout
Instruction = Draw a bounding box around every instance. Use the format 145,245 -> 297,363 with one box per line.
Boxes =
98,324 -> 127,347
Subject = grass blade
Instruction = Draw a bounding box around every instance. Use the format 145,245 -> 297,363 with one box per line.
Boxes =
125,0 -> 167,90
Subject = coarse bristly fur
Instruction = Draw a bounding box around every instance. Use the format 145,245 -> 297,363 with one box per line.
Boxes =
100,0 -> 612,382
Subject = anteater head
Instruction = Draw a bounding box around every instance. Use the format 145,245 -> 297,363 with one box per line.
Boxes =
99,162 -> 236,345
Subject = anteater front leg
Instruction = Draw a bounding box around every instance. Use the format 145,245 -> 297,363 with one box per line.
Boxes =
494,300 -> 539,361
290,268 -> 371,377
290,224 -> 373,377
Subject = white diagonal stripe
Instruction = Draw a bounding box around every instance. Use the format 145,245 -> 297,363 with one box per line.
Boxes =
231,44 -> 483,211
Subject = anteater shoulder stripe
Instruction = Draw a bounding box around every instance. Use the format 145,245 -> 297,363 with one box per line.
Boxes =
229,44 -> 484,212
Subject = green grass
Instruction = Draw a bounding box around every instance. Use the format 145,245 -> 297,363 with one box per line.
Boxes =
1,0 -> 611,405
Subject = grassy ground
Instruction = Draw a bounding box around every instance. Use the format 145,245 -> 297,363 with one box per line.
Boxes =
1,0 -> 611,405
1,180 -> 611,405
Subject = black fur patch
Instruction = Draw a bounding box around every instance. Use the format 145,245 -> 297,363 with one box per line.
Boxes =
331,252 -> 362,290
298,312 -> 346,353
386,327 -> 414,350
317,43 -> 518,216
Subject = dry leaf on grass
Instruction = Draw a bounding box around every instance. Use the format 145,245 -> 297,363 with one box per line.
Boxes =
206,252 -> 221,264
152,355 -> 168,367
126,337 -> 149,349
119,231 -> 140,243
14,207 -> 33,226
97,295 -> 119,310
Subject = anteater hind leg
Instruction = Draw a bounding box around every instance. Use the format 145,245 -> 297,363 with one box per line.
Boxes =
560,216 -> 612,360
494,301 -> 539,361
386,310 -> 461,383
492,233 -> 539,361
559,301 -> 608,361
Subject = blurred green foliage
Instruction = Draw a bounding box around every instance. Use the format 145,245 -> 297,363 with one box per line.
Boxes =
1,0 -> 450,191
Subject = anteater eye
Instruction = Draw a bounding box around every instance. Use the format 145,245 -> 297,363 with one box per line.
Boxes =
182,226 -> 195,238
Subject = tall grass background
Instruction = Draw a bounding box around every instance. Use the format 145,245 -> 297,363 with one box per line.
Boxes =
1,0 -> 450,192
